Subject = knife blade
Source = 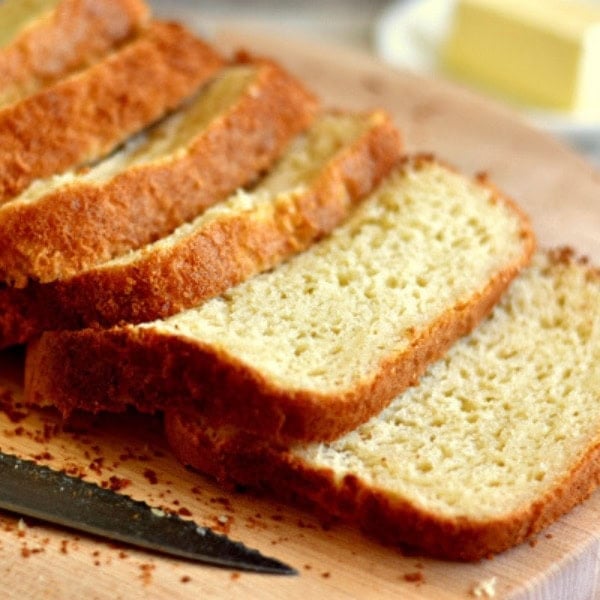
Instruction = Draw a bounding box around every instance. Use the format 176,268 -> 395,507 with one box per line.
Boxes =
0,451 -> 296,575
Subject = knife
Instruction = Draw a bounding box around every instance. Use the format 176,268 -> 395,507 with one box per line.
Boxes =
0,451 -> 296,575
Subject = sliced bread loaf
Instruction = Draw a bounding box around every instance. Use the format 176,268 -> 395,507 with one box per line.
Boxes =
164,249 -> 600,560
0,58 -> 317,287
0,111 -> 399,346
0,0 -> 150,106
0,20 -> 224,205
24,157 -> 535,441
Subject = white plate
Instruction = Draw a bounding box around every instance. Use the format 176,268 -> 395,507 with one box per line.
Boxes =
374,0 -> 600,148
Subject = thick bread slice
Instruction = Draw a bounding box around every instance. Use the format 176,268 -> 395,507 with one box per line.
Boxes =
165,250 -> 600,561
0,111 -> 399,346
25,157 -> 535,441
0,20 -> 224,205
0,0 -> 150,106
0,58 -> 317,287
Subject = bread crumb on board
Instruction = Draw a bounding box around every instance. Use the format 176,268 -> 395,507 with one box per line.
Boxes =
471,576 -> 497,598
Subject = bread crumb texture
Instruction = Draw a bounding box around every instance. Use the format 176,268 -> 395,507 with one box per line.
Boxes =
294,252 -> 600,518
150,160 -> 529,393
9,66 -> 257,209
471,576 -> 497,598
106,112 -> 371,269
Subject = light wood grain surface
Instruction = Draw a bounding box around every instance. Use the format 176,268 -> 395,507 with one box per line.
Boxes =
1,30 -> 599,600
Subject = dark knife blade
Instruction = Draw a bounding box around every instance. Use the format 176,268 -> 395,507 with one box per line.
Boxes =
0,451 -> 295,575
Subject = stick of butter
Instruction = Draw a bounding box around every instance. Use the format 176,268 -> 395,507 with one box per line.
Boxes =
442,0 -> 600,116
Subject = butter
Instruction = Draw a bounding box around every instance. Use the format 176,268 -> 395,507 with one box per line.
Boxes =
441,0 -> 600,116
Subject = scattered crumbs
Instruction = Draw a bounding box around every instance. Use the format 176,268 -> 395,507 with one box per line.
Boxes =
213,514 -> 232,535
143,469 -> 158,485
209,496 -> 232,510
178,507 -> 192,517
20,543 -> 44,558
321,572 -> 331,579
104,476 -> 131,492
471,576 -> 497,598
150,508 -> 166,518
33,451 -> 53,461
64,464 -> 86,478
180,576 -> 191,584
403,572 -> 425,584
89,457 -> 105,474
230,572 -> 240,581
17,519 -> 27,533
0,396 -> 29,423
296,519 -> 317,530
139,563 -> 156,586
268,534 -> 289,546
245,516 -> 267,531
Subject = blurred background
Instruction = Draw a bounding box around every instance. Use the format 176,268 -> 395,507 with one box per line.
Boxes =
149,0 -> 388,49
149,0 -> 600,168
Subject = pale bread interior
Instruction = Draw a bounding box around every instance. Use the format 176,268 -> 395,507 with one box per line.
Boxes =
103,113 -> 373,269
145,160 -> 529,393
291,253 -> 600,519
3,65 -> 256,208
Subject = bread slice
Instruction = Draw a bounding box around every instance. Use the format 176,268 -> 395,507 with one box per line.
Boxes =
0,58 -> 318,287
165,249 -> 600,560
0,0 -> 150,106
24,157 -> 535,441
0,111 -> 399,346
0,20 -> 224,205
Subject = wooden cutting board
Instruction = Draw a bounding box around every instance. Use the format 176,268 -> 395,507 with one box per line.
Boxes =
1,28 -> 599,600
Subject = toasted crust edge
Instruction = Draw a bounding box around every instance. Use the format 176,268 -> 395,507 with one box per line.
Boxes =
163,401 -> 600,561
24,157 -> 536,443
1,110 -> 396,344
0,57 -> 317,287
0,0 -> 150,103
0,20 -> 224,209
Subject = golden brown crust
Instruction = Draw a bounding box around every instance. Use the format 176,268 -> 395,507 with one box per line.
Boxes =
24,158 -> 535,442
0,111 -> 397,344
0,0 -> 150,105
0,20 -> 225,208
0,58 -> 318,287
164,408 -> 600,560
